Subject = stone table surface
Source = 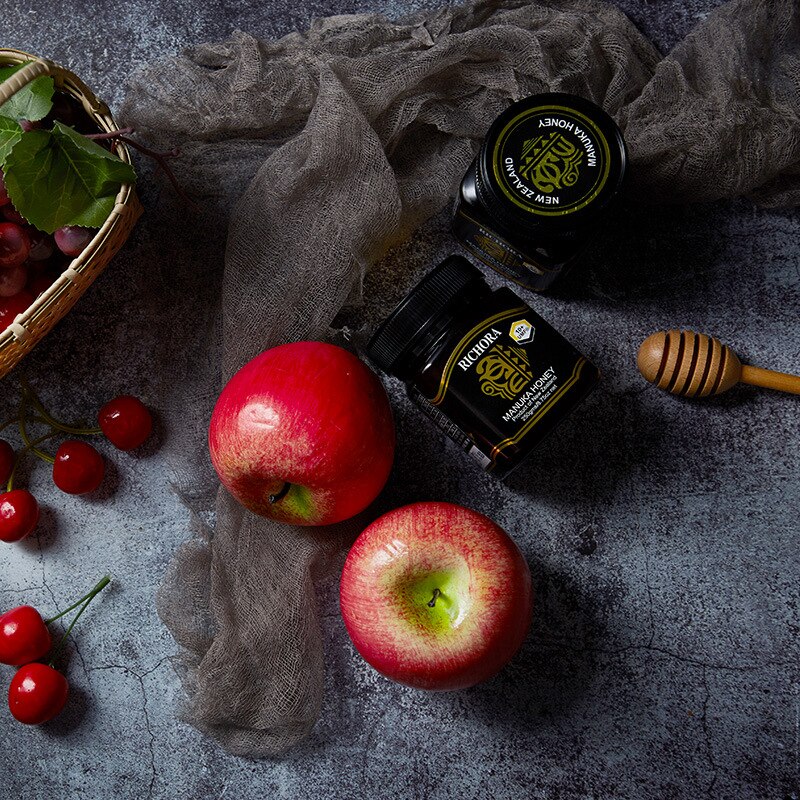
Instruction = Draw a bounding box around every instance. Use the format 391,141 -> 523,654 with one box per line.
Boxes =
0,1 -> 798,799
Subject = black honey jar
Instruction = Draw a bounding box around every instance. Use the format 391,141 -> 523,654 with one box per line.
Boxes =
453,92 -> 627,292
367,256 -> 600,478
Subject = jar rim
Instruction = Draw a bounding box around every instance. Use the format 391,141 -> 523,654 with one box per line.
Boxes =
366,256 -> 484,376
476,92 -> 627,232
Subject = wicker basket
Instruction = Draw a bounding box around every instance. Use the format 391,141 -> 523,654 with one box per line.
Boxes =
0,49 -> 142,379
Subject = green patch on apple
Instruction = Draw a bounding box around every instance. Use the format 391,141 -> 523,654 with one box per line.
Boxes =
271,483 -> 317,522
394,569 -> 468,634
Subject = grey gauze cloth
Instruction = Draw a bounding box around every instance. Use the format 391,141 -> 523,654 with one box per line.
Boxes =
121,0 -> 800,757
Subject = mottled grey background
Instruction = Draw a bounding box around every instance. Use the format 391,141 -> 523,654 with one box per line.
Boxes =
0,1 -> 798,799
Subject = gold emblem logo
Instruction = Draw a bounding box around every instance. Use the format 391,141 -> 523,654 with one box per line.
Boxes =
476,344 -> 532,401
519,132 -> 583,193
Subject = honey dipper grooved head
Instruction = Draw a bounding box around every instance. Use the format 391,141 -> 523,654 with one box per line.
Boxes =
637,330 -> 742,397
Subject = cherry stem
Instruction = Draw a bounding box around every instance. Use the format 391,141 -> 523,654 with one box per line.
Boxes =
269,482 -> 291,504
85,126 -> 134,141
119,135 -> 197,208
45,578 -> 111,623
0,415 -> 51,433
84,127 -> 196,209
5,377 -> 106,489
20,379 -> 102,436
5,431 -> 59,492
18,398 -> 54,465
48,576 -> 111,666
427,588 -> 442,608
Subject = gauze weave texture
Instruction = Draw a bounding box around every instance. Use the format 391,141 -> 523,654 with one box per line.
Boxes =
121,0 -> 800,757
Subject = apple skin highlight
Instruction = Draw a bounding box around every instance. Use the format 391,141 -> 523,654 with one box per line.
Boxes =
209,341 -> 396,526
340,502 -> 533,690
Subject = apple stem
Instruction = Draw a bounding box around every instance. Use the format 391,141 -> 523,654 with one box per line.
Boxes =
427,588 -> 441,608
269,482 -> 291,504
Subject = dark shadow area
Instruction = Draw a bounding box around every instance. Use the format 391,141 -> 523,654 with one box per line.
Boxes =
551,198 -> 735,307
668,381 -> 761,409
372,392 -> 464,513
457,563 -> 625,736
502,388 -> 664,509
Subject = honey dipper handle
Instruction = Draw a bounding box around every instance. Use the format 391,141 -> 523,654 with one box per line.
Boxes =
740,365 -> 800,395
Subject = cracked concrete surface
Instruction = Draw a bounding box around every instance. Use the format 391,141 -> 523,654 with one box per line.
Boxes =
0,1 -> 798,798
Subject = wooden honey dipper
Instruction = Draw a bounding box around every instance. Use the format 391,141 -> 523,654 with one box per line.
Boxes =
637,330 -> 800,397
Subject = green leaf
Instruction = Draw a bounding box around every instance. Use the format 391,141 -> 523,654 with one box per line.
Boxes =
0,63 -> 54,122
0,115 -> 22,165
3,121 -> 137,233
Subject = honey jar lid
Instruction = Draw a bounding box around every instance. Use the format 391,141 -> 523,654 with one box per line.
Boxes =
476,92 -> 626,232
367,256 -> 483,376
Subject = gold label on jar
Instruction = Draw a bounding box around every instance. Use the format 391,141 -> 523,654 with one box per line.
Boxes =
492,105 -> 611,217
426,306 -> 589,469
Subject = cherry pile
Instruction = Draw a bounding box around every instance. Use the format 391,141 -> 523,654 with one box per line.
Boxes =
0,576 -> 109,724
0,378 -> 153,543
0,174 -> 96,332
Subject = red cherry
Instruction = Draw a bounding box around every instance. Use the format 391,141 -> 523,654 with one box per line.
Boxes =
0,222 -> 30,268
52,440 -> 104,495
0,290 -> 34,332
0,489 -> 39,542
0,171 -> 9,206
0,606 -> 51,666
54,226 -> 93,257
99,395 -> 153,450
8,662 -> 68,724
0,439 -> 13,485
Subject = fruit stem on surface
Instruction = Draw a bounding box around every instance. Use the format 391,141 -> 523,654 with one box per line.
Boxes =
427,588 -> 442,608
6,430 -> 61,491
0,415 -> 56,434
48,576 -> 111,665
20,379 -> 102,436
268,482 -> 291,504
18,401 -> 55,465
45,576 -> 112,623
23,432 -> 60,450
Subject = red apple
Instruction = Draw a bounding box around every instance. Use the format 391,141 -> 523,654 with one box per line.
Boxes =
340,501 -> 532,690
209,341 -> 395,526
